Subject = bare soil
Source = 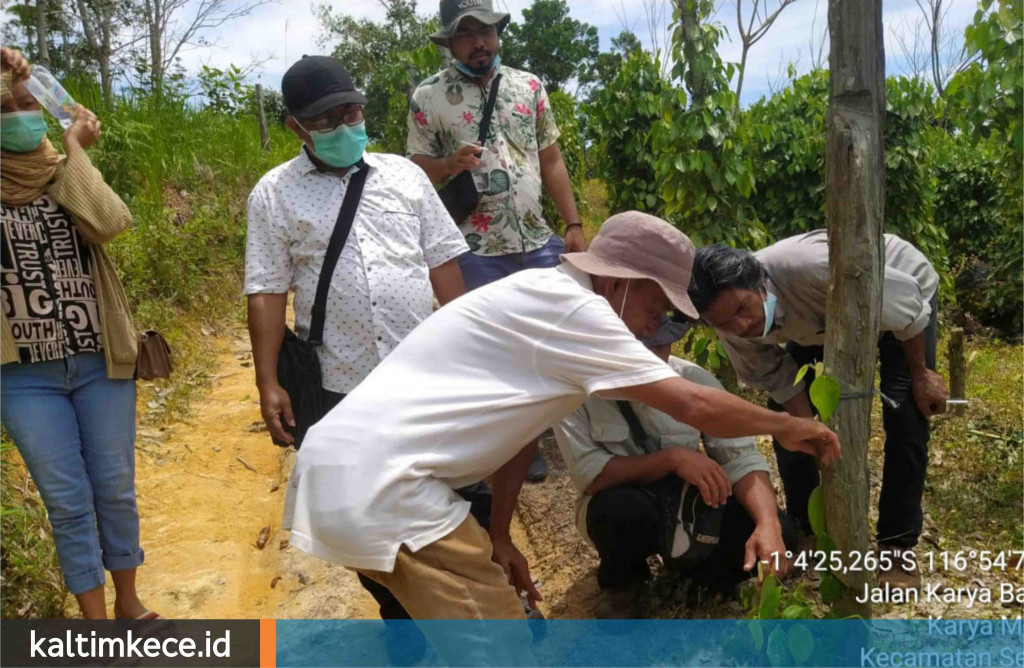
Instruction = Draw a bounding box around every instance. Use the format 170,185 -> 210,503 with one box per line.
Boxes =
112,327 -> 378,620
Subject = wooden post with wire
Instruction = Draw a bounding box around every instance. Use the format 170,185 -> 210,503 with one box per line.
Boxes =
256,83 -> 271,152
821,0 -> 885,618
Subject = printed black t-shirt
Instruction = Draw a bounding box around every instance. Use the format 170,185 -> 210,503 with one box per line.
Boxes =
1,194 -> 103,363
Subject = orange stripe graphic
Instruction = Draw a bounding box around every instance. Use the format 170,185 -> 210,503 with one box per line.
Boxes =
259,618 -> 277,668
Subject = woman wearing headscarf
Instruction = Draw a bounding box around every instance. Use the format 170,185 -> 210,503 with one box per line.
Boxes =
1,48 -> 156,619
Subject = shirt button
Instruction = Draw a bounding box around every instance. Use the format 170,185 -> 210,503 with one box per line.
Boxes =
371,301 -> 377,306
377,336 -> 382,342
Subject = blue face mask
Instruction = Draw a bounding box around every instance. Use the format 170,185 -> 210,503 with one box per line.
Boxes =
303,120 -> 368,168
1,110 -> 48,153
455,53 -> 501,78
761,289 -> 777,338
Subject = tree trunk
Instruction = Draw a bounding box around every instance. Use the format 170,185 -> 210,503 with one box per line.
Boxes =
35,0 -> 51,68
736,44 -> 749,101
679,0 -> 707,108
255,84 -> 270,151
822,0 -> 885,618
76,0 -> 112,106
98,2 -> 114,106
145,0 -> 164,97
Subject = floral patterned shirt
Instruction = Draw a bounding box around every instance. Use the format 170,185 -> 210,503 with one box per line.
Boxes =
407,65 -> 561,257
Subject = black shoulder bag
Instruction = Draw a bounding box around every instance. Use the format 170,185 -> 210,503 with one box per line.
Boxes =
272,160 -> 370,449
437,73 -> 503,225
615,401 -> 725,570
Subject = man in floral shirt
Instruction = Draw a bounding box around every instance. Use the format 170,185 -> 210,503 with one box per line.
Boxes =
408,0 -> 585,481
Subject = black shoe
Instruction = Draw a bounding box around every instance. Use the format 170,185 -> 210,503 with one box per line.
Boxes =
525,451 -> 548,482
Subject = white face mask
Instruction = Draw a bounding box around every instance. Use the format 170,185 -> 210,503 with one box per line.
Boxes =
618,279 -> 631,319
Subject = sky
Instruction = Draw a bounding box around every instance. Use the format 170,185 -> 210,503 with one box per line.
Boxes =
167,0 -> 980,107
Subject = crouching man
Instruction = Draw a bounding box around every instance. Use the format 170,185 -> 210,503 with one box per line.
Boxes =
554,319 -> 798,618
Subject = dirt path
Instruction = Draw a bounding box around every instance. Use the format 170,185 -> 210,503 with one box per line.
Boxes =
117,324 -> 590,620
116,327 -> 378,620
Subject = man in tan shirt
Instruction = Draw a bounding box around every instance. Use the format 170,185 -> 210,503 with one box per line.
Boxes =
689,230 -> 947,591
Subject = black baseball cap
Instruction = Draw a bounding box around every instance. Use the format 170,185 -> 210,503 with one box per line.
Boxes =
281,56 -> 368,120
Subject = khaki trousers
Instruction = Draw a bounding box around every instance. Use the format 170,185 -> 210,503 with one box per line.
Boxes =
357,515 -> 526,620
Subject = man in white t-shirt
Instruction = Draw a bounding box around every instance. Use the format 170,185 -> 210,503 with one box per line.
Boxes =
283,212 -> 840,632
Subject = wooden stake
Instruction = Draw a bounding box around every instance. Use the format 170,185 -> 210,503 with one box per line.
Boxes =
256,83 -> 271,152
949,327 -> 965,415
821,0 -> 885,619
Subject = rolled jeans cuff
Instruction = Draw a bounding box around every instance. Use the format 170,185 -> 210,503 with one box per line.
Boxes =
65,566 -> 106,596
103,546 -> 145,572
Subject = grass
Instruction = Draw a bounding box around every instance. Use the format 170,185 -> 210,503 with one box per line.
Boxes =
926,333 -> 1024,546
580,178 -> 610,240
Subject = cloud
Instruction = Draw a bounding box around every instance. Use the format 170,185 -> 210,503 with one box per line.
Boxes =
169,0 -> 978,103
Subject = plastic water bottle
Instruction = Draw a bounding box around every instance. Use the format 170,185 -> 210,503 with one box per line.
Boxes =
23,66 -> 76,128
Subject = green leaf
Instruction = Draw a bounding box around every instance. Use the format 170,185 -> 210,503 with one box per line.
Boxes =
808,486 -> 826,537
808,375 -> 841,422
817,533 -> 836,555
998,3 -> 1016,30
820,574 -> 843,605
793,364 -> 811,387
767,628 -> 791,666
782,604 -> 811,619
759,574 -> 781,618
693,337 -> 710,357
788,625 -> 815,663
749,620 -> 765,652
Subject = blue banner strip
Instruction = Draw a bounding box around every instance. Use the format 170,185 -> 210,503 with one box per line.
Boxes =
276,618 -> 1024,667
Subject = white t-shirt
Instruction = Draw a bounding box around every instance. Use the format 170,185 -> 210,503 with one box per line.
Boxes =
283,264 -> 678,571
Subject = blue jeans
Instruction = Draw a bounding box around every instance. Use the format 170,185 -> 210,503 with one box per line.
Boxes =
1,352 -> 143,594
456,234 -> 565,291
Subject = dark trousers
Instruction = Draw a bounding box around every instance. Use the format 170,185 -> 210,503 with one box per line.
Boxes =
768,308 -> 936,548
585,484 -> 799,589
318,391 -> 495,619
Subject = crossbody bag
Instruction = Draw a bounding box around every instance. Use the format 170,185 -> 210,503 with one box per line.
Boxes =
272,160 -> 370,449
437,73 -> 503,225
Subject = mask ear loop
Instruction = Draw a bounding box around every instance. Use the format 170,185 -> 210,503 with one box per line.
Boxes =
618,279 -> 631,319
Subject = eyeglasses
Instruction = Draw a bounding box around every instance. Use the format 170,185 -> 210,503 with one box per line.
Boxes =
305,104 -> 365,132
451,25 -> 497,41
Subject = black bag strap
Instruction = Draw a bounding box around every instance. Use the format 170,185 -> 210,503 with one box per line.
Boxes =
476,74 -> 503,145
308,160 -> 370,345
616,401 -> 659,456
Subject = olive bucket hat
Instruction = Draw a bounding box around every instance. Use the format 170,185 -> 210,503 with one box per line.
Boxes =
429,0 -> 511,47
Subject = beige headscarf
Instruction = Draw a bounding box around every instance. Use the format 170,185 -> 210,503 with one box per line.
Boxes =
1,71 -> 65,205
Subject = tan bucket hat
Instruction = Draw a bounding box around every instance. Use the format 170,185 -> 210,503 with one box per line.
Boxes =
561,211 -> 699,318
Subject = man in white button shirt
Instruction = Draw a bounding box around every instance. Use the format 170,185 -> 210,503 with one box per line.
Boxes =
284,212 -> 840,639
244,56 -> 473,623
